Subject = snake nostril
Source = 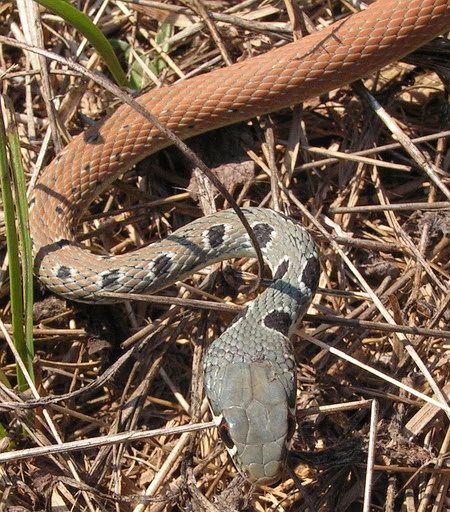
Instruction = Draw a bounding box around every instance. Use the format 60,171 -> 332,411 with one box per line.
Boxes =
218,417 -> 235,450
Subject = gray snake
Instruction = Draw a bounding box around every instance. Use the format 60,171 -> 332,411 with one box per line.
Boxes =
29,0 -> 450,484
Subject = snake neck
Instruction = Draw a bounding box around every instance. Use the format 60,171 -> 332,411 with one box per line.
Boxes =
203,216 -> 320,411
201,209 -> 319,483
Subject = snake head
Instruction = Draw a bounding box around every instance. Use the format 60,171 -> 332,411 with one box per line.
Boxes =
205,360 -> 297,485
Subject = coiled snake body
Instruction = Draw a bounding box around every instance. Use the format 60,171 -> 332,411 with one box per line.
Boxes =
30,0 -> 450,484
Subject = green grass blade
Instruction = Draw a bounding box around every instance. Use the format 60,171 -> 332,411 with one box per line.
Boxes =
111,22 -> 173,90
156,21 -> 172,52
34,0 -> 128,87
0,100 -> 31,391
2,96 -> 35,384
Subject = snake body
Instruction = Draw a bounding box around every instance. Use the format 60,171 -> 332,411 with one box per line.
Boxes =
30,0 -> 450,484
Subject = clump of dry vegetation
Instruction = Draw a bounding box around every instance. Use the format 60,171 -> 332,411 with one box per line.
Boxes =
0,1 -> 449,511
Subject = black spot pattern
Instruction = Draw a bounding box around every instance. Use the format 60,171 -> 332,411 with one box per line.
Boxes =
102,269 -> 121,289
55,206 -> 64,216
291,288 -> 306,306
274,259 -> 289,280
55,239 -> 71,249
85,130 -> 101,144
153,254 -> 172,277
253,223 -> 274,248
302,257 -> 320,291
208,224 -> 226,248
57,266 -> 72,279
264,311 -> 291,336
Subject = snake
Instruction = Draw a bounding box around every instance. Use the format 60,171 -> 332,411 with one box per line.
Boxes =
29,0 -> 450,484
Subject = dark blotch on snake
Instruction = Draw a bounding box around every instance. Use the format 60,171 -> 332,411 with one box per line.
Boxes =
302,257 -> 320,292
253,223 -> 274,248
102,269 -> 121,289
85,130 -> 101,144
153,254 -> 172,277
55,206 -> 64,216
55,239 -> 71,249
264,310 -> 291,336
207,225 -> 226,248
274,260 -> 289,280
57,266 -> 72,279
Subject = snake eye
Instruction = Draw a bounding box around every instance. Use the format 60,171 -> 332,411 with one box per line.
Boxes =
287,411 -> 297,441
218,417 -> 235,449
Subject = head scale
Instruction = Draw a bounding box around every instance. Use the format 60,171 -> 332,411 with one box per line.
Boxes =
206,361 -> 296,484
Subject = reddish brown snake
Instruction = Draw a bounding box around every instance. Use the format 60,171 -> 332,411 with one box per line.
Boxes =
28,0 -> 450,482
30,0 -> 450,300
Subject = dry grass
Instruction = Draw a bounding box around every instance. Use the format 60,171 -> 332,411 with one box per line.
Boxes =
0,0 -> 449,511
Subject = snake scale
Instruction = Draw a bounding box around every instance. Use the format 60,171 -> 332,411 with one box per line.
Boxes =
30,0 -> 450,484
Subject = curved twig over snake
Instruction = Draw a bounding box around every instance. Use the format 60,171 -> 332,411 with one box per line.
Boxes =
30,0 -> 450,484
